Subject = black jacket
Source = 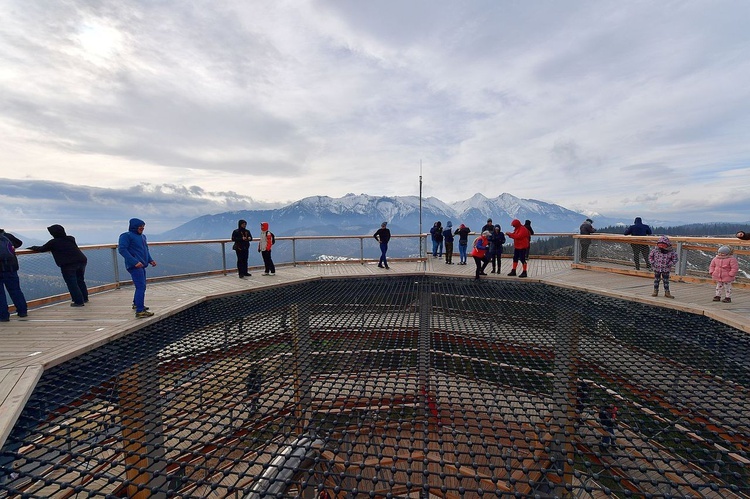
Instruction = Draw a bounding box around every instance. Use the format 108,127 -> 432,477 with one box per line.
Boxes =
231,220 -> 253,251
0,230 -> 22,271
28,225 -> 87,268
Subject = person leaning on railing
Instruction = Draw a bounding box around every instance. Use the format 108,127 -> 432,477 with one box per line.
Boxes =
737,230 -> 750,241
624,217 -> 652,271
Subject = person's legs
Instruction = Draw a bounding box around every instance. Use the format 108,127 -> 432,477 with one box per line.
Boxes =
437,241 -> 443,258
379,242 -> 389,268
268,252 -> 275,274
653,272 -> 661,293
236,248 -> 249,277
76,263 -> 88,302
581,240 -> 590,261
724,282 -> 733,300
0,274 -> 9,321
128,267 -> 147,312
508,250 -> 520,276
519,250 -> 528,277
459,243 -> 467,263
61,266 -> 85,305
432,240 -> 438,257
663,272 -> 671,294
473,256 -> 482,278
1,270 -> 27,316
641,245 -> 651,268
445,242 -> 453,263
630,244 -> 641,270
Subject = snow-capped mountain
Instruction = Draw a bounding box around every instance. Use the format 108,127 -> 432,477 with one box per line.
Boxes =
157,192 -> 611,241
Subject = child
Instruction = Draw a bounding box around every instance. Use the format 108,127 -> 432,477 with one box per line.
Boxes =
471,231 -> 490,279
709,246 -> 739,303
648,235 -> 678,298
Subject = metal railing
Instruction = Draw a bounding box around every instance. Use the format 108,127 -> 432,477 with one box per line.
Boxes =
7,232 -> 750,310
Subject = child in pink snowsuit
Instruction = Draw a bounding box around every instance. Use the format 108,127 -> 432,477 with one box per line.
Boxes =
709,246 -> 739,303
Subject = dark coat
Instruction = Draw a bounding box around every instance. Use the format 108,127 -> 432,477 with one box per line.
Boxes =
624,217 -> 652,237
0,230 -> 22,271
231,219 -> 253,251
28,225 -> 87,268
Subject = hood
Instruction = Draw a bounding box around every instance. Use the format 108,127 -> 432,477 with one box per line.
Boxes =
238,219 -> 247,228
129,218 -> 145,232
47,224 -> 67,238
446,221 -> 452,228
634,217 -> 642,224
494,224 -> 501,231
657,235 -> 671,246
260,222 -> 269,231
511,219 -> 521,228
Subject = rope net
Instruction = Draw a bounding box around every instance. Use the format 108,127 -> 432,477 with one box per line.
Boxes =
1,276 -> 748,498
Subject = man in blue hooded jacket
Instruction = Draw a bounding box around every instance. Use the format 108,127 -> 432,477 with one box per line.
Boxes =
624,217 -> 652,271
118,218 -> 156,318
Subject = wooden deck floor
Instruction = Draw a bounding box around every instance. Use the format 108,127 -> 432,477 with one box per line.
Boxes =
1,258 -> 749,448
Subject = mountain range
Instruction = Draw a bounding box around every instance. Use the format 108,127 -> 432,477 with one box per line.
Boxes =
157,192 -> 627,241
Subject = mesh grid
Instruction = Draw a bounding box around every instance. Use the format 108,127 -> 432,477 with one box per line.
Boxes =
1,276 -> 749,498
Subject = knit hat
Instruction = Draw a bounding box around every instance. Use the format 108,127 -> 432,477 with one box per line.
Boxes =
585,218 -> 593,223
718,246 -> 731,255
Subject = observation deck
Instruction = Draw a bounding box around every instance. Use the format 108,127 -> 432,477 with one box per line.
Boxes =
1,234 -> 749,498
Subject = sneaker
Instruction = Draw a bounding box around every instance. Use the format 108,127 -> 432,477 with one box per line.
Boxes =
262,272 -> 270,276
239,275 -> 245,279
518,271 -> 528,278
378,264 -> 384,268
507,269 -> 517,276
722,297 -> 731,303
135,310 -> 155,318
384,265 -> 389,269
270,272 -> 275,276
70,303 -> 85,307
713,296 -> 721,302
132,304 -> 150,311
17,312 -> 27,318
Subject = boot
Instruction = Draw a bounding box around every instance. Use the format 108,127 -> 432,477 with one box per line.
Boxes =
664,291 -> 674,299
651,290 -> 658,297
507,269 -> 517,276
518,270 -> 527,278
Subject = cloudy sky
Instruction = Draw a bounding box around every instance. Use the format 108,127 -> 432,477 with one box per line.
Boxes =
2,0 -> 749,234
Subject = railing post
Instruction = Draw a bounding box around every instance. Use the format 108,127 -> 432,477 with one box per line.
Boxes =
676,241 -> 686,276
360,237 -> 364,265
221,242 -> 227,275
573,237 -> 580,264
111,247 -> 121,288
292,238 -> 297,267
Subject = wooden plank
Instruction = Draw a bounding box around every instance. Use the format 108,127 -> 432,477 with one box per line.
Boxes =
0,365 -> 43,448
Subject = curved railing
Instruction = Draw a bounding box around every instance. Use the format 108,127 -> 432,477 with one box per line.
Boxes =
7,232 -> 749,311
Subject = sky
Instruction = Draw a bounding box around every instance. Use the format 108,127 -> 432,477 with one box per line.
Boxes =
2,0 -> 750,238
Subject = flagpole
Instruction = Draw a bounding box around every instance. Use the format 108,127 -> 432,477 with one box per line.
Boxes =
419,160 -> 423,261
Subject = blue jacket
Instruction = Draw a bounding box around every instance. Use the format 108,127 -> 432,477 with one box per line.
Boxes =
118,218 -> 153,271
624,217 -> 652,237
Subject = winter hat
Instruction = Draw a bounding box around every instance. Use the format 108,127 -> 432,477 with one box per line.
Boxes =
481,230 -> 491,237
585,218 -> 593,223
487,218 -> 492,223
459,224 -> 466,229
656,235 -> 671,246
447,221 -> 452,228
718,246 -> 732,255
494,224 -> 501,230
381,221 -> 387,227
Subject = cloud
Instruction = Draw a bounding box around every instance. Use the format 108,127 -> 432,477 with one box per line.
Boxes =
1,0 -> 749,227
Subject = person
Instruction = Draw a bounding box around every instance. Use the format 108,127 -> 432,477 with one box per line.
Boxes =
487,224 -> 506,273
443,221 -> 455,264
579,218 -> 596,262
523,219 -> 535,260
599,404 -> 617,449
454,224 -> 471,265
118,218 -> 156,318
28,224 -> 89,306
481,218 -> 494,234
258,222 -> 276,276
245,368 -> 263,415
736,231 -> 750,241
231,219 -> 253,279
471,231 -> 490,279
648,235 -> 678,298
430,221 -> 443,258
709,245 -> 739,303
373,221 -> 391,269
505,219 -> 530,277
0,228 -> 28,322
624,217 -> 652,270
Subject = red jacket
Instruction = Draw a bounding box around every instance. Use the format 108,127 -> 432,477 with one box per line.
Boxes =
506,219 -> 530,250
258,222 -> 275,252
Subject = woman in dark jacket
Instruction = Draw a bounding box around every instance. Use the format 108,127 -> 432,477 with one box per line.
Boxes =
28,225 -> 89,306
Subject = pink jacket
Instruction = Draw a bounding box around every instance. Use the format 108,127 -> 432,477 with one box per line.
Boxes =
709,254 -> 739,283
